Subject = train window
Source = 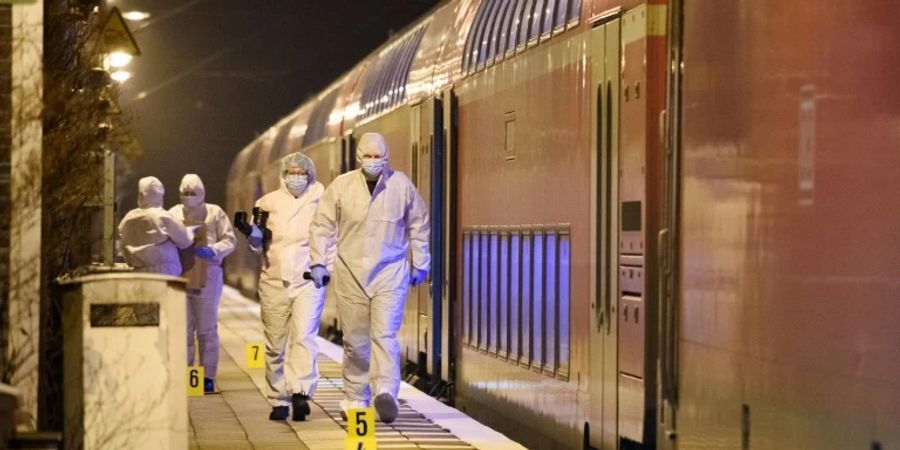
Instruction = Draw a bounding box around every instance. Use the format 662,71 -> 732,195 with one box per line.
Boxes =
621,201 -> 642,231
528,0 -> 545,44
477,0 -> 504,70
517,0 -> 536,50
506,0 -> 526,55
567,0 -> 581,27
541,0 -> 556,39
496,0 -> 516,60
499,229 -> 510,359
463,231 -> 472,344
531,228 -> 544,369
301,89 -> 339,148
358,26 -> 426,120
468,0 -> 493,73
544,227 -> 557,374
558,227 -> 570,378
520,228 -> 532,366
487,0 -> 514,65
270,120 -> 294,162
553,0 -> 568,32
488,231 -> 499,354
472,229 -> 482,347
479,231 -> 490,351
510,228 -> 521,361
463,0 -> 488,73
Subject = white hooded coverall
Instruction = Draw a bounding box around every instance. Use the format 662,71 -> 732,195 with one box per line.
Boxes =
309,133 -> 430,409
118,176 -> 193,276
253,153 -> 328,406
169,174 -> 236,380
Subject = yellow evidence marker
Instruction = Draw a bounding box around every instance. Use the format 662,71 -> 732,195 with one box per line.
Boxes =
188,366 -> 204,397
246,342 -> 264,368
345,407 -> 377,450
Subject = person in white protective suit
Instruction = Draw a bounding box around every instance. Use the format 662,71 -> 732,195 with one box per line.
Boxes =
249,152 -> 327,421
118,176 -> 193,275
308,132 -> 430,423
169,174 -> 237,394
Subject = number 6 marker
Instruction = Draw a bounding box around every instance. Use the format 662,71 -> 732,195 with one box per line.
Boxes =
187,366 -> 204,397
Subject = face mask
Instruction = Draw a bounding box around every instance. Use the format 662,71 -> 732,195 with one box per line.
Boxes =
181,194 -> 203,208
284,174 -> 308,194
361,158 -> 386,177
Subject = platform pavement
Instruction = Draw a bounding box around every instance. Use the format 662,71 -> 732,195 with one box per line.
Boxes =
188,286 -> 527,450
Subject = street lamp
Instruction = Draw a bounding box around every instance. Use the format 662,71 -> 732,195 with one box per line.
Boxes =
95,6 -> 141,265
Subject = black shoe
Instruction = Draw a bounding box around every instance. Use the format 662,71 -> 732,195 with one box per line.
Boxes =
373,393 -> 398,423
292,394 -> 311,421
269,406 -> 289,421
203,378 -> 215,394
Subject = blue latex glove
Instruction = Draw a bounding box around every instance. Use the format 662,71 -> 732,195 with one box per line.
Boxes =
195,246 -> 215,260
310,265 -> 331,289
410,268 -> 429,286
248,236 -> 262,248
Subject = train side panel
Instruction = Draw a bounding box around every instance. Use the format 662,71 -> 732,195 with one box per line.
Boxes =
676,1 -> 900,448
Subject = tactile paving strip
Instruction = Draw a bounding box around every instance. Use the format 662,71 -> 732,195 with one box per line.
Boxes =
313,356 -> 476,449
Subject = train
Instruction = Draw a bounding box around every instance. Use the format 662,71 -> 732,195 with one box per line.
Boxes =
225,0 -> 900,449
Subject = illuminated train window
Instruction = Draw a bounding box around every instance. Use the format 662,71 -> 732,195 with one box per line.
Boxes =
463,0 -> 581,74
358,25 -> 427,121
461,224 -> 571,379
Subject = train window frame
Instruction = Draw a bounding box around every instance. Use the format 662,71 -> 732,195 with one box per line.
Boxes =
527,0 -> 545,47
506,0 -> 526,58
566,0 -> 581,29
484,0 -> 507,66
479,230 -> 490,352
540,0 -> 557,42
391,29 -> 422,106
509,227 -> 522,362
477,0 -> 504,71
553,0 -> 569,34
471,228 -> 482,347
519,227 -> 532,367
543,226 -> 558,375
496,0 -> 516,62
463,230 -> 472,344
469,0 -> 495,74
488,230 -> 499,354
301,89 -> 339,148
462,0 -> 486,74
499,227 -> 510,360
557,225 -> 571,379
530,226 -> 544,370
516,0 -> 536,52
386,40 -> 408,108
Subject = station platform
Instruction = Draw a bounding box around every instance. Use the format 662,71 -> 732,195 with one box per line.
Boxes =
188,286 -> 526,450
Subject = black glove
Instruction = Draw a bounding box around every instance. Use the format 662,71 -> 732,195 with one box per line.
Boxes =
233,211 -> 252,237
252,207 -> 273,251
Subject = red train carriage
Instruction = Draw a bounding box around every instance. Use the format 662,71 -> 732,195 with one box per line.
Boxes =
225,1 -> 900,448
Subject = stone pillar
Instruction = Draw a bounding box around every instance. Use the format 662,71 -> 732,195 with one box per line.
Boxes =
7,0 -> 43,430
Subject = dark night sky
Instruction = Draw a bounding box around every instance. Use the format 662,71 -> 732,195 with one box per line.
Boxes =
114,0 -> 440,210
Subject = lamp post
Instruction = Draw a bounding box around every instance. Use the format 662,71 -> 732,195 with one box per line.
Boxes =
96,7 -> 141,266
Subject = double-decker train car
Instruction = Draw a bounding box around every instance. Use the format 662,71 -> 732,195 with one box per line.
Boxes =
226,0 -> 900,448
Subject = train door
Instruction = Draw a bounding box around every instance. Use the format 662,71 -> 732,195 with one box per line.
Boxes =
340,133 -> 356,174
657,0 -> 684,448
409,95 -> 446,385
439,87 -> 456,387
588,14 -> 621,450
